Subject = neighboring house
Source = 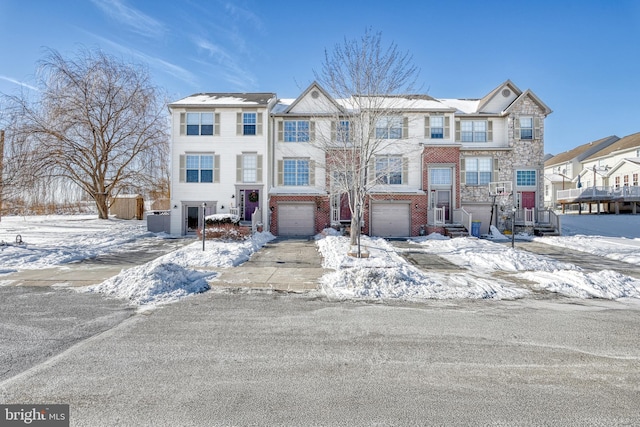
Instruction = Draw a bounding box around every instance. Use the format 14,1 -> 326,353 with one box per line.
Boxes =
543,135 -> 619,208
167,93 -> 277,235
168,81 -> 553,237
558,132 -> 640,214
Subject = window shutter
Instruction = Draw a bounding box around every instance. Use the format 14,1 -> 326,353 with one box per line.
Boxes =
236,113 -> 242,136
179,155 -> 186,182
534,117 -> 541,139
214,113 -> 220,136
424,116 -> 430,138
236,155 -> 242,182
402,117 -> 409,139
257,112 -> 263,135
331,121 -> 336,141
277,160 -> 283,185
444,116 -> 450,139
214,155 -> 220,183
180,113 -> 185,136
514,117 -> 521,140
402,157 -> 408,184
492,158 -> 499,182
277,121 -> 283,142
487,120 -> 493,142
460,158 -> 466,185
455,119 -> 461,142
309,121 -> 316,141
257,154 -> 263,182
309,160 -> 315,185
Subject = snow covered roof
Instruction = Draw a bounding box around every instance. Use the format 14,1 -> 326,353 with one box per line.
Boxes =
169,93 -> 276,107
437,98 -> 481,114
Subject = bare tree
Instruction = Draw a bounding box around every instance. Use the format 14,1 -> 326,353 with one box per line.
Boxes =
313,29 -> 419,255
4,48 -> 169,219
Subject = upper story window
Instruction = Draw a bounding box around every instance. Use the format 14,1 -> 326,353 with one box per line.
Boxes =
375,116 -> 405,139
281,158 -> 311,186
430,168 -> 452,185
278,120 -> 315,142
519,117 -> 533,140
237,153 -> 262,183
243,113 -> 256,135
332,120 -> 350,143
426,115 -> 450,139
516,170 -> 536,187
375,155 -> 405,185
236,112 -> 263,136
179,153 -> 219,183
181,112 -> 218,136
462,157 -> 493,186
460,120 -> 487,142
285,121 -> 309,142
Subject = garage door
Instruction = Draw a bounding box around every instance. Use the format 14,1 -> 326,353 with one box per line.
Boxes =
278,203 -> 315,236
371,203 -> 410,237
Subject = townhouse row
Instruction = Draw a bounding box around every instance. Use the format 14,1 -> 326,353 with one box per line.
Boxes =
168,80 -> 552,237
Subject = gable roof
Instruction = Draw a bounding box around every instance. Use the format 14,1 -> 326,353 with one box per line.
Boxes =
583,132 -> 640,161
280,81 -> 344,114
545,135 -> 620,167
477,80 -> 522,112
503,89 -> 552,116
169,93 -> 276,108
605,157 -> 640,176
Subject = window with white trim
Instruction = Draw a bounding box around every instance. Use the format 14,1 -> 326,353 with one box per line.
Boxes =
516,170 -> 536,186
186,113 -> 214,135
465,157 -> 492,185
186,155 -> 213,183
284,120 -> 310,142
375,155 -> 403,185
429,116 -> 444,139
634,173 -> 638,186
615,176 -> 621,188
243,112 -> 256,135
336,120 -> 350,143
461,120 -> 487,142
283,159 -> 310,185
243,154 -> 257,183
375,116 -> 403,139
624,175 -> 629,187
430,168 -> 451,185
519,117 -> 533,140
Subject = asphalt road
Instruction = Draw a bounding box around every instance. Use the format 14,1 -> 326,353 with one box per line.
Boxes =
1,291 -> 639,426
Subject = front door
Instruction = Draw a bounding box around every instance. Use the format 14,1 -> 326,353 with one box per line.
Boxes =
244,189 -> 260,221
340,193 -> 352,222
436,190 -> 451,222
521,191 -> 535,209
185,206 -> 200,235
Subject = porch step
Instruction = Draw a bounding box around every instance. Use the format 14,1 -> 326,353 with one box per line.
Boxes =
533,226 -> 560,237
443,224 -> 469,238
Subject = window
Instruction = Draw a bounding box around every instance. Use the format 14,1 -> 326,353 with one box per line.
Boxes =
464,157 -> 492,185
460,120 -> 487,142
243,154 -> 257,183
243,113 -> 256,135
375,155 -> 403,185
430,168 -> 451,185
284,120 -> 310,142
430,116 -> 444,139
634,173 -> 638,186
376,116 -> 403,139
624,175 -> 629,187
283,159 -> 310,186
615,176 -> 620,188
519,117 -> 533,140
186,155 -> 214,183
186,113 -> 214,135
516,170 -> 536,186
335,120 -> 350,143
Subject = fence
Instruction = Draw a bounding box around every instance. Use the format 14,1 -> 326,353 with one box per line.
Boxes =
147,210 -> 170,233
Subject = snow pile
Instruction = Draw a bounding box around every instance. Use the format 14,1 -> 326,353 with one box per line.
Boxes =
317,235 -> 529,301
88,232 -> 275,306
485,225 -> 509,241
518,270 -> 640,299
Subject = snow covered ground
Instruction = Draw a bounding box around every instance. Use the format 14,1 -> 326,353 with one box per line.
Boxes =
1,213 -> 640,305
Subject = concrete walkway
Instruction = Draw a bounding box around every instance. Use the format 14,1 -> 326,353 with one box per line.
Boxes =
209,237 -> 326,292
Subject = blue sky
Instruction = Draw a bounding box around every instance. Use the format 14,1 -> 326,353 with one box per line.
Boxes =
1,0 -> 639,155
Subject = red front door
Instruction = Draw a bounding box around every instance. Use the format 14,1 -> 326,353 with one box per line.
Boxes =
521,191 -> 535,209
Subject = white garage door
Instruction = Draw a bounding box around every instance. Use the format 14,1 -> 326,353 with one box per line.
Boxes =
371,203 -> 410,237
278,203 -> 315,236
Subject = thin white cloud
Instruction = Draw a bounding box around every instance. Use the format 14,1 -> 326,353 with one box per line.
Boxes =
0,75 -> 39,92
193,37 -> 258,91
90,0 -> 166,39
221,1 -> 265,34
